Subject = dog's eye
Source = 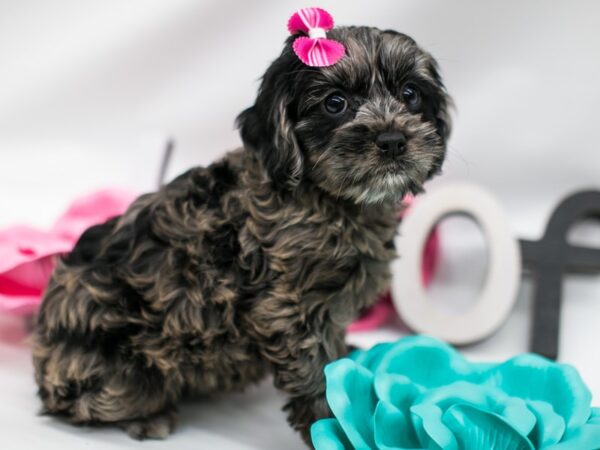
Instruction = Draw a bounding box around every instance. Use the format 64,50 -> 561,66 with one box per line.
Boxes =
402,83 -> 421,111
324,94 -> 348,115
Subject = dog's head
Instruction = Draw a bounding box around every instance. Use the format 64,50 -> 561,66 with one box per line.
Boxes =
237,26 -> 452,204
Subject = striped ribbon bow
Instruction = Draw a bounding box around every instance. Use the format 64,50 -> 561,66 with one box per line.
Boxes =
287,7 -> 345,67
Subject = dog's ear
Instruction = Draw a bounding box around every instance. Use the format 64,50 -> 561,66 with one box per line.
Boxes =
428,59 -> 453,143
424,57 -> 453,180
237,46 -> 304,191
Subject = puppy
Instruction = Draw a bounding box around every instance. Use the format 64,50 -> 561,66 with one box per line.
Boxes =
32,26 -> 451,444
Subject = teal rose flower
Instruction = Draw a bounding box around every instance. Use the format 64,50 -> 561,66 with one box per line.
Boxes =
311,336 -> 600,449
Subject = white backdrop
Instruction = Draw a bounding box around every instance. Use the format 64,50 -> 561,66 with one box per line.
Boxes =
1,1 -> 599,449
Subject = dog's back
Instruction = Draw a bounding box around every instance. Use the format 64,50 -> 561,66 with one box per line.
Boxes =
31,154 -> 267,437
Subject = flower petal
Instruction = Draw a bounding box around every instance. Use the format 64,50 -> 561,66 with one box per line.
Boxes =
526,400 -> 566,447
410,380 -> 536,447
482,354 -> 592,432
373,372 -> 423,408
376,336 -> 475,388
545,421 -> 600,449
498,397 -> 537,437
374,401 -> 420,449
443,404 -> 535,450
324,359 -> 378,449
349,342 -> 393,372
311,418 -> 352,450
410,403 -> 457,450
588,408 -> 600,425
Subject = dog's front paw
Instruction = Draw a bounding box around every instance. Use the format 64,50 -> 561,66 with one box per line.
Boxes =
284,395 -> 330,447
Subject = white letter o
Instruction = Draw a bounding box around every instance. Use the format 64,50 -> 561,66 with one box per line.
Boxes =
391,182 -> 521,345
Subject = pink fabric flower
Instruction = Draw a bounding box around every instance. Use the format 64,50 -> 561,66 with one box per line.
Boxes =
0,189 -> 136,315
288,8 -> 345,67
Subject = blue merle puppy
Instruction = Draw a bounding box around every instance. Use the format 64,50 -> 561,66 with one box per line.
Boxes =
32,26 -> 451,444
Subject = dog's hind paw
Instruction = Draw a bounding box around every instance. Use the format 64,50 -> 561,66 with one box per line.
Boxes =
119,409 -> 176,440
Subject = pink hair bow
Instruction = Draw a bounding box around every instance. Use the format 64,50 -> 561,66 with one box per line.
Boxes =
288,7 -> 345,67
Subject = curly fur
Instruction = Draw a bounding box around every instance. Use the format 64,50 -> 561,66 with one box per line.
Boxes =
32,26 -> 451,444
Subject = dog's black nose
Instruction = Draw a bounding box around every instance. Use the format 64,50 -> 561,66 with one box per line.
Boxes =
376,132 -> 407,157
